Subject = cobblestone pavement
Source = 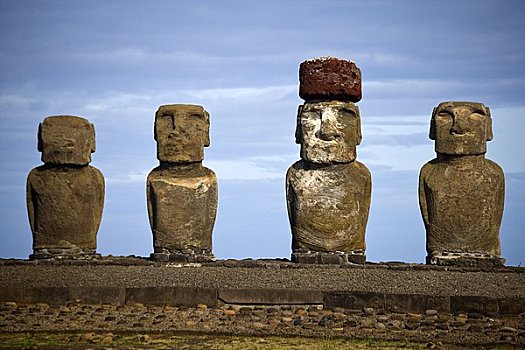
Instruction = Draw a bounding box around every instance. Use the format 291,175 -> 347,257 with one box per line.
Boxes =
1,302 -> 524,347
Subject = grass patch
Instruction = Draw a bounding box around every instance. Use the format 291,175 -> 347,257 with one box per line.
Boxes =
0,332 -> 518,349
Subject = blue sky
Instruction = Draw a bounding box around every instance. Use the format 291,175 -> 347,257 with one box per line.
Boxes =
1,0 -> 524,265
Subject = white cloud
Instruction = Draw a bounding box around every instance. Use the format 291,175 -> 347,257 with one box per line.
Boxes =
183,85 -> 296,101
104,154 -> 295,184
360,144 -> 431,172
72,48 -> 209,64
364,123 -> 427,136
205,159 -> 284,181
105,172 -> 148,184
77,85 -> 296,115
487,106 -> 525,173
70,48 -> 297,66
0,95 -> 39,109
364,78 -> 522,98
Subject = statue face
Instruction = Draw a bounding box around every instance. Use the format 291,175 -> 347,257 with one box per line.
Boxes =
296,101 -> 361,163
155,104 -> 210,163
38,116 -> 95,165
430,101 -> 492,155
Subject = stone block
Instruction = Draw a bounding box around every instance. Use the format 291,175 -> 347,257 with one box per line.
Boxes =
323,292 -> 384,310
498,298 -> 525,316
384,294 -> 450,314
291,252 -> 366,265
317,253 -> 345,265
125,286 -> 218,307
426,296 -> 451,313
291,252 -> 318,264
450,296 -> 500,316
0,287 -> 69,304
0,287 -> 126,305
385,294 -> 426,314
218,288 -> 323,305
69,287 -> 126,305
427,255 -> 505,267
346,254 -> 367,264
299,57 -> 362,102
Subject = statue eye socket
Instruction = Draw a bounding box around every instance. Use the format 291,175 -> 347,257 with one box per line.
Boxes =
341,109 -> 356,117
436,111 -> 453,119
301,111 -> 321,119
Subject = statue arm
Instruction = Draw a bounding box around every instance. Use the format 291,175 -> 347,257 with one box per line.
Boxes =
362,166 -> 372,230
146,173 -> 154,230
494,165 -> 505,255
496,172 -> 505,227
418,164 -> 431,230
285,167 -> 294,226
93,167 -> 105,230
26,172 -> 36,234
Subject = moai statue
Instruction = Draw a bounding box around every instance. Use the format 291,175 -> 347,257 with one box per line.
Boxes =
26,116 -> 105,259
419,101 -> 505,267
147,104 -> 218,262
286,57 -> 372,264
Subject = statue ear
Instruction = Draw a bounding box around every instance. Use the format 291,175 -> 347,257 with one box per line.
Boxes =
153,112 -> 160,141
37,123 -> 43,152
89,123 -> 96,153
486,116 -> 493,141
429,107 -> 437,140
203,111 -> 211,147
295,105 -> 304,144
355,106 -> 362,146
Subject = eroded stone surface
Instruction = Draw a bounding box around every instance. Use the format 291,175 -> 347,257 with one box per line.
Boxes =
430,101 -> 493,156
296,101 -> 361,164
154,104 -> 210,163
27,165 -> 104,251
27,116 -> 104,257
147,164 -> 217,255
39,115 -> 96,165
287,161 -> 371,253
419,102 -> 504,266
287,59 -> 371,263
299,57 -> 362,102
148,105 -> 217,261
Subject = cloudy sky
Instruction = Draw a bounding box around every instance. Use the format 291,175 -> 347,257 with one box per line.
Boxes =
1,0 -> 523,265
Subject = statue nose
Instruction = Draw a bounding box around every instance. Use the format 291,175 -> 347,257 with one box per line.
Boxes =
451,114 -> 468,134
318,117 -> 340,141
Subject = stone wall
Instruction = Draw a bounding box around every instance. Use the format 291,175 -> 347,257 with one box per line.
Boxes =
0,258 -> 524,347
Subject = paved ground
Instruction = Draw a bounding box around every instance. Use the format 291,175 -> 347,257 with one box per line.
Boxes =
1,302 -> 524,348
1,259 -> 524,298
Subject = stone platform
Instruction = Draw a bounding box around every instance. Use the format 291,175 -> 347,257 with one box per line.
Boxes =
0,257 -> 524,347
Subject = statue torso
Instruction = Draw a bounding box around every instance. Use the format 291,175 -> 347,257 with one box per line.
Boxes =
286,160 -> 371,252
420,156 -> 504,255
147,165 -> 218,251
27,165 -> 104,249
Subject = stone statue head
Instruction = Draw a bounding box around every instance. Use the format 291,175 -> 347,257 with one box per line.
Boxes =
295,101 -> 361,163
430,101 -> 493,155
154,104 -> 210,163
38,115 -> 95,165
